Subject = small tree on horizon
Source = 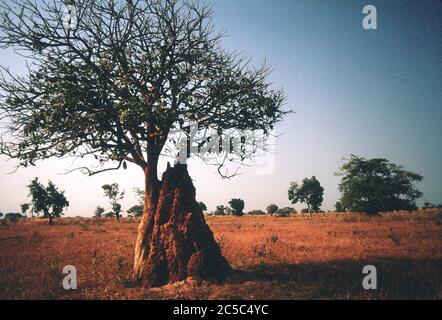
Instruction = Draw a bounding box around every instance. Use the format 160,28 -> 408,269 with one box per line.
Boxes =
215,205 -> 227,216
266,204 -> 279,215
127,205 -> 143,217
228,198 -> 245,216
288,176 -> 324,216
27,178 -> 69,225
94,206 -> 105,218
102,183 -> 125,221
20,203 -> 30,217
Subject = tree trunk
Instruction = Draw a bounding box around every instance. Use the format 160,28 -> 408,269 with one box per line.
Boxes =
133,163 -> 231,287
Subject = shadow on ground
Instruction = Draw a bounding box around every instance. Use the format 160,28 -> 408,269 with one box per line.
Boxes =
219,257 -> 442,299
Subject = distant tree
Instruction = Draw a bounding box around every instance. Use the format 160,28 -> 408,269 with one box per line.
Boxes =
278,207 -> 297,215
0,212 -> 3,218
133,188 -> 145,205
127,205 -> 144,217
215,205 -> 227,216
229,198 -> 245,216
102,183 -> 125,221
335,201 -> 346,213
248,210 -> 266,215
266,204 -> 279,215
94,206 -> 105,218
27,178 -> 69,225
422,201 -> 442,209
20,203 -> 30,217
288,176 -> 324,215
336,155 -> 423,215
198,201 -> 208,213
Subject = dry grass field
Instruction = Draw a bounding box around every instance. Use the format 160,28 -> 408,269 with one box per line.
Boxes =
0,209 -> 441,300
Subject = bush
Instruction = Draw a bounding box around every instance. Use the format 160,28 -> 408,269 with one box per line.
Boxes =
273,211 -> 290,218
94,206 -> 105,218
266,204 -> 278,215
248,210 -> 266,215
214,205 -> 226,216
277,207 -> 297,215
301,208 -> 309,214
4,212 -> 23,221
127,205 -> 143,217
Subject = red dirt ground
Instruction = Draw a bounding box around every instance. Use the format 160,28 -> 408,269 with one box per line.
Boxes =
0,209 -> 441,300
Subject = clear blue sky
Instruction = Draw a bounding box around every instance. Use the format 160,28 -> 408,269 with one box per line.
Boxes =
0,0 -> 441,215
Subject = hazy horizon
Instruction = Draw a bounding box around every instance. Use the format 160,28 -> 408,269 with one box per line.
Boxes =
1,0 -> 441,216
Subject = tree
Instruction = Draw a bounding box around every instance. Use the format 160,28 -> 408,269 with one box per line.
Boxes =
20,203 -> 30,217
266,204 -> 279,215
27,178 -> 69,225
94,206 -> 105,218
198,201 -> 207,213
215,205 -> 227,216
228,198 -> 245,216
0,0 -> 287,287
288,176 -> 324,215
102,183 -> 124,221
336,155 -> 423,215
127,205 -> 143,217
335,201 -> 346,213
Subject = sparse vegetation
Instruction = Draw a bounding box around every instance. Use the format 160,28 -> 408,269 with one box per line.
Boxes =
0,209 -> 440,299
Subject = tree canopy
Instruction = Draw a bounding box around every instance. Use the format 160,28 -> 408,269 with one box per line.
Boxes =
228,198 -> 245,216
27,178 -> 69,224
288,176 -> 324,214
0,0 -> 288,177
336,155 -> 423,214
102,183 -> 124,220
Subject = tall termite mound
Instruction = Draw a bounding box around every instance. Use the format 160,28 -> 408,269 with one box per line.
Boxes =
133,163 -> 231,288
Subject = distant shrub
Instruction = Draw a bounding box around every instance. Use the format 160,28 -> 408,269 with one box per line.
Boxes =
273,211 -> 290,218
301,208 -> 310,214
266,204 -> 278,215
423,201 -> 442,209
4,212 -> 23,221
127,205 -> 143,217
277,207 -> 297,215
214,205 -> 226,216
94,206 -> 105,218
248,210 -> 266,215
